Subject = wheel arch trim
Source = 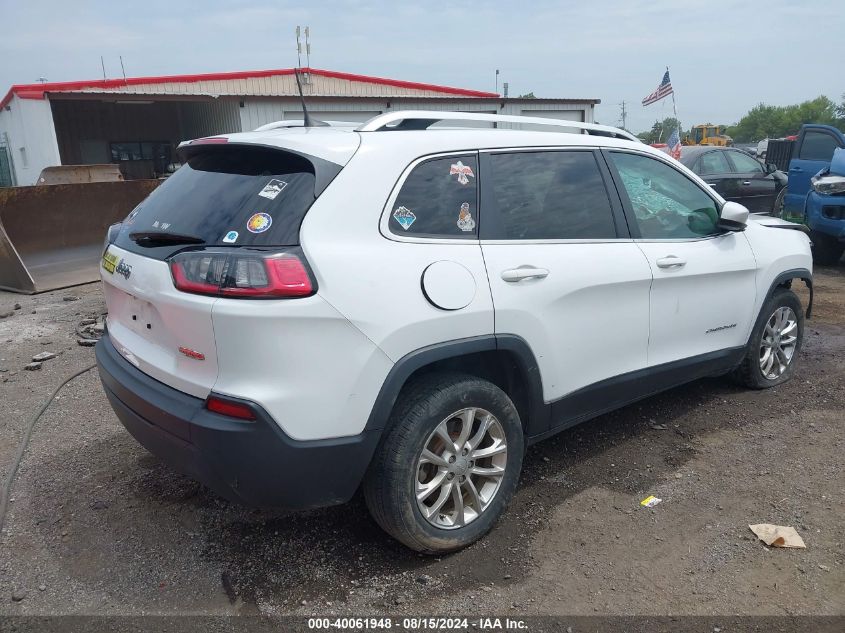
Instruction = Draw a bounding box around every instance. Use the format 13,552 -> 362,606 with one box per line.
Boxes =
764,267 -> 813,320
364,334 -> 548,435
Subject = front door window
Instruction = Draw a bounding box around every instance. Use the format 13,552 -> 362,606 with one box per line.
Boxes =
608,152 -> 720,239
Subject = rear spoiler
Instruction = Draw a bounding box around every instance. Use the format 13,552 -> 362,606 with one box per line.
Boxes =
176,140 -> 343,197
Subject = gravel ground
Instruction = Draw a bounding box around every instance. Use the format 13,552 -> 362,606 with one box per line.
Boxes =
0,268 -> 842,618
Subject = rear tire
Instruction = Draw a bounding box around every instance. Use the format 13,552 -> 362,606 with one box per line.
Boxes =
733,288 -> 803,389
363,373 -> 524,554
811,231 -> 844,266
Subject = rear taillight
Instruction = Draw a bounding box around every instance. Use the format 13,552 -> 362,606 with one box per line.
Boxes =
169,249 -> 315,299
206,395 -> 256,421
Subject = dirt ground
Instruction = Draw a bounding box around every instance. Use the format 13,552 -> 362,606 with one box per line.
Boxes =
0,267 -> 842,619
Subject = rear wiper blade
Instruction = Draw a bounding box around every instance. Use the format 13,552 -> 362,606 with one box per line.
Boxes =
129,231 -> 205,247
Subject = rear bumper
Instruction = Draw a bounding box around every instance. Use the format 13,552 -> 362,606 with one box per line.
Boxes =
96,334 -> 381,508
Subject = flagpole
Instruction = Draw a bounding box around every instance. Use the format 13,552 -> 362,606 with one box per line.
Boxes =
668,65 -> 680,132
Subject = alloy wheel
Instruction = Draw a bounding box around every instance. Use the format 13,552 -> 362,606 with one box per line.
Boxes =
415,408 -> 508,529
760,306 -> 798,379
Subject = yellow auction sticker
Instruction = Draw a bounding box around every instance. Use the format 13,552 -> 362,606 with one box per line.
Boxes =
102,250 -> 118,274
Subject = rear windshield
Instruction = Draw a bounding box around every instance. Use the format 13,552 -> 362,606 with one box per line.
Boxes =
114,145 -> 327,256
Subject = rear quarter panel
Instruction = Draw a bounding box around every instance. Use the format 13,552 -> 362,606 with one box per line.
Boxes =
211,294 -> 393,441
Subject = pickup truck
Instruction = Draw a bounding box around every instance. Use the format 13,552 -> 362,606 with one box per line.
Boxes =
780,124 -> 845,264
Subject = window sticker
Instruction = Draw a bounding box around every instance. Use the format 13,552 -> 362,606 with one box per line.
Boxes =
222,230 -> 239,243
457,202 -> 475,232
450,161 -> 475,185
246,212 -> 273,234
258,179 -> 288,200
152,220 -> 171,230
392,206 -> 417,231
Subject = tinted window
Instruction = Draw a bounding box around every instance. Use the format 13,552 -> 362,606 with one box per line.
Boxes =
390,155 -> 478,238
697,151 -> 730,175
609,152 -> 720,239
728,150 -> 764,173
114,146 -> 320,256
486,151 -> 616,240
799,131 -> 840,161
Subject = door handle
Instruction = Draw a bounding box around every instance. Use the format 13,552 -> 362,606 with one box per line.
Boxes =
656,255 -> 686,269
742,180 -> 752,186
790,167 -> 802,173
501,267 -> 549,282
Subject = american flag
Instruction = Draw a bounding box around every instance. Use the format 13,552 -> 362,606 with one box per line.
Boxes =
666,127 -> 681,159
642,70 -> 673,106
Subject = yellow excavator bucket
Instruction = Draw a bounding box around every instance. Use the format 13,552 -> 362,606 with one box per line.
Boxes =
0,168 -> 159,293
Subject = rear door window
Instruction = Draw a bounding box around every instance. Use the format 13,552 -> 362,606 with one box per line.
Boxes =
727,150 -> 764,173
114,146 -> 327,257
696,151 -> 731,175
482,150 -> 618,240
389,154 -> 478,238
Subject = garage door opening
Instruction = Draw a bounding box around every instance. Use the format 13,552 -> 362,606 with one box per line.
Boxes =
50,98 -> 241,180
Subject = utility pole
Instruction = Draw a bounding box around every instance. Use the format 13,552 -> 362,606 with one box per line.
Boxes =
619,100 -> 628,130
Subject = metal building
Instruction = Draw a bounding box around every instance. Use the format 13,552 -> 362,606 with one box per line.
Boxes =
0,67 -> 599,186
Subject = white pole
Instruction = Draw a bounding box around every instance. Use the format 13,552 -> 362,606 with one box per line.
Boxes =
667,66 -> 681,136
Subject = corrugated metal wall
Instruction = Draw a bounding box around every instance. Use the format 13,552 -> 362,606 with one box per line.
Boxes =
239,99 -> 387,130
178,100 -> 241,139
48,95 -> 597,170
238,98 -> 590,131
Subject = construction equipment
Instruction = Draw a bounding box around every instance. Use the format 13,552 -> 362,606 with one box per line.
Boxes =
34,164 -> 124,186
0,166 -> 159,293
683,124 -> 733,147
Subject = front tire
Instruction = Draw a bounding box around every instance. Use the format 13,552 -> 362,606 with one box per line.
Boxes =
734,288 -> 803,389
363,373 -> 524,553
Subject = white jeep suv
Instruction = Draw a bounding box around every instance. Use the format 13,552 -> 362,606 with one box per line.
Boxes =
96,111 -> 813,553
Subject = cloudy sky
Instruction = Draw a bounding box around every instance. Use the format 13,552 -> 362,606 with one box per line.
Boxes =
1,0 -> 842,133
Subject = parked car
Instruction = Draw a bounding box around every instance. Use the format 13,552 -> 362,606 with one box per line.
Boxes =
679,146 -> 787,214
96,111 -> 813,553
777,124 -> 845,264
801,148 -> 845,264
734,143 -> 758,157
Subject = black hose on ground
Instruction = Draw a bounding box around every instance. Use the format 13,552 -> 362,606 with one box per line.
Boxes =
0,363 -> 97,534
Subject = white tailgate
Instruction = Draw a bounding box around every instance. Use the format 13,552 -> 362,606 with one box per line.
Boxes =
100,244 -> 218,398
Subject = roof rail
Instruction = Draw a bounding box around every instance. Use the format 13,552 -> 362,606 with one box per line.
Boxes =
356,110 -> 640,142
254,120 -> 358,132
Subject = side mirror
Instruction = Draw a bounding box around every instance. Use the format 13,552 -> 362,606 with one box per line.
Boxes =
765,162 -> 778,174
718,201 -> 749,232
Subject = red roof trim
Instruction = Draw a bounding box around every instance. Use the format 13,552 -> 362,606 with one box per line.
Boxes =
0,67 -> 498,109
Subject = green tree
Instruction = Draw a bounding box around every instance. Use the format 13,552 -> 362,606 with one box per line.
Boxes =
726,96 -> 844,142
638,117 -> 683,144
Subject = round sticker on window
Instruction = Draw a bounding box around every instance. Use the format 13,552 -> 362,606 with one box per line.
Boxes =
246,212 -> 272,234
